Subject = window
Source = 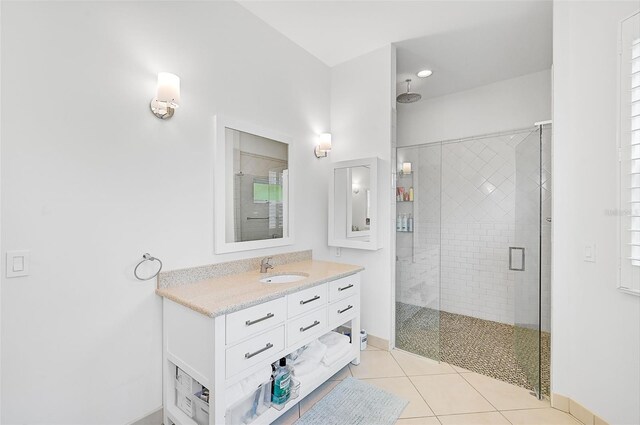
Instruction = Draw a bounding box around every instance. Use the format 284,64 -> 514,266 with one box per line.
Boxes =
618,12 -> 640,295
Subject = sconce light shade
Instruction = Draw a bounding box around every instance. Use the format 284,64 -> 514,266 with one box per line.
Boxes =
402,162 -> 412,174
315,133 -> 332,158
319,133 -> 332,151
151,72 -> 180,119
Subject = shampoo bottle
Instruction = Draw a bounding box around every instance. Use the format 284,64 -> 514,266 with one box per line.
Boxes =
408,214 -> 414,232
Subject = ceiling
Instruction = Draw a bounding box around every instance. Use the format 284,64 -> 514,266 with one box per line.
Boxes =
238,0 -> 552,99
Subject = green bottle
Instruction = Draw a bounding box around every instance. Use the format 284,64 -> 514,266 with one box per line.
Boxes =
271,358 -> 291,409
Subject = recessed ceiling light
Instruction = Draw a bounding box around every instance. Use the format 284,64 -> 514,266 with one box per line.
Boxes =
417,69 -> 433,78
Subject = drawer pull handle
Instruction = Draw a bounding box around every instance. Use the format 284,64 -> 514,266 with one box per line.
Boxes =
338,305 -> 354,314
300,320 -> 320,332
245,313 -> 274,327
245,343 -> 274,359
300,295 -> 320,305
338,284 -> 354,292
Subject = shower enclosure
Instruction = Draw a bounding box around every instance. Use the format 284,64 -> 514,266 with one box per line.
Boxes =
394,124 -> 551,397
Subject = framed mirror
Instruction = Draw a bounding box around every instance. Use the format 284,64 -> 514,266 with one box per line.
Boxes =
329,157 -> 382,250
214,115 -> 293,254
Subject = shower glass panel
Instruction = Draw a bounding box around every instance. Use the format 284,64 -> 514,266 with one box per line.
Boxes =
394,126 -> 551,396
513,124 -> 551,397
395,144 -> 442,360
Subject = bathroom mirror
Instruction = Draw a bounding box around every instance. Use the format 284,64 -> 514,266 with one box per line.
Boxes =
329,157 -> 382,250
214,115 -> 293,254
347,166 -> 371,237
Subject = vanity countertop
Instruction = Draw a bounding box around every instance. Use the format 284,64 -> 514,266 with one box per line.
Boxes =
155,260 -> 364,318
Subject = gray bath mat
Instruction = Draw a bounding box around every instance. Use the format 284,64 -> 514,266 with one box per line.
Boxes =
293,377 -> 408,425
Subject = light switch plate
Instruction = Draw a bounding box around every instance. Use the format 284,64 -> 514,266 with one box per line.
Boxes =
6,250 -> 30,278
584,244 -> 596,263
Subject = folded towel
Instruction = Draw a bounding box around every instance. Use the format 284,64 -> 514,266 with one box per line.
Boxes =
292,340 -> 327,365
225,366 -> 272,408
319,331 -> 350,349
292,360 -> 318,377
240,366 -> 272,395
319,332 -> 351,366
287,346 -> 306,362
291,340 -> 327,377
295,363 -> 328,384
322,341 -> 352,366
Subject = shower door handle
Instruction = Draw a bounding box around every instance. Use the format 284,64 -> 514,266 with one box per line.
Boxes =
509,247 -> 525,271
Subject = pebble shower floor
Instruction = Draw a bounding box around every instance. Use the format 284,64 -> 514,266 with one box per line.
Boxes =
395,302 -> 550,396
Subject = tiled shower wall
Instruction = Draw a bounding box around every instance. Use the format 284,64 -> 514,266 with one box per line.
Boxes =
397,130 -> 551,330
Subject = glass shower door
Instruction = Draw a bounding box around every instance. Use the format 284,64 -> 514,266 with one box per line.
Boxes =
513,126 -> 543,397
395,143 -> 442,361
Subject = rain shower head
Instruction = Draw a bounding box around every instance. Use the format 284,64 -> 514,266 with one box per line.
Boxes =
397,79 -> 422,104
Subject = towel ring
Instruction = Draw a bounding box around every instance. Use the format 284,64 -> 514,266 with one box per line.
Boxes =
134,253 -> 163,281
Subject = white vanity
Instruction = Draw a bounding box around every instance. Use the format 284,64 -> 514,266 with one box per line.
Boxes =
157,259 -> 363,425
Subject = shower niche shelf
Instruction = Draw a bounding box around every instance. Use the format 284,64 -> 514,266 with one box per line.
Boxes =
396,164 -> 417,263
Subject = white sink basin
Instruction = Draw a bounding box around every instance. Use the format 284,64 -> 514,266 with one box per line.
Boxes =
260,274 -> 307,284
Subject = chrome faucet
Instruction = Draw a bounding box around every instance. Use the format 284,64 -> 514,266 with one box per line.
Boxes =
260,257 -> 273,273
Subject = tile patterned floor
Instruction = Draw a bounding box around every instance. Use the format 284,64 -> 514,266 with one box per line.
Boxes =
395,303 -> 551,395
272,346 -> 580,425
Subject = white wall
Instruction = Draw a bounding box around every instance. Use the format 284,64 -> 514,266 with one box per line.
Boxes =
322,45 -> 395,342
0,1 -> 330,423
553,1 -> 640,424
397,70 -> 552,147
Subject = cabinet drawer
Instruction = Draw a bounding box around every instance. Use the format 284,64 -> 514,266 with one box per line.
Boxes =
226,326 -> 285,377
329,274 -> 359,302
287,307 -> 327,346
226,297 -> 286,345
287,283 -> 328,318
329,295 -> 358,328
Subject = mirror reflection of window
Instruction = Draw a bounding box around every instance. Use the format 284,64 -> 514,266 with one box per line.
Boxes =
226,128 -> 288,243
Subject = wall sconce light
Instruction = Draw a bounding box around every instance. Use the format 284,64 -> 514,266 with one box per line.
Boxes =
314,133 -> 332,158
150,72 -> 180,119
401,162 -> 412,175
352,184 -> 360,194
